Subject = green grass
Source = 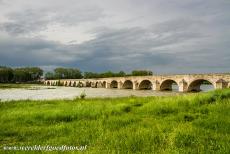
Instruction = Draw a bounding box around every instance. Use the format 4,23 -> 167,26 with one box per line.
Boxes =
0,83 -> 40,89
0,89 -> 230,153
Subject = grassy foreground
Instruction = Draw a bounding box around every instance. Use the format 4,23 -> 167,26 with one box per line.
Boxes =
0,90 -> 230,153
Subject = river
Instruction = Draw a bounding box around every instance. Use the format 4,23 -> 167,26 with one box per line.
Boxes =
0,85 -> 214,101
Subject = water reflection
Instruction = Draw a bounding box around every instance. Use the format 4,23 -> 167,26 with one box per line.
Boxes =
200,84 -> 214,92
172,83 -> 179,91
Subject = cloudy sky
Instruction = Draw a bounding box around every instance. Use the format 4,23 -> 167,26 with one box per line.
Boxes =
0,0 -> 229,74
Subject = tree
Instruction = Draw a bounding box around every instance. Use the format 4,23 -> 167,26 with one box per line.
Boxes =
117,71 -> 126,77
83,71 -> 126,78
13,68 -> 29,82
45,72 -> 55,80
28,67 -> 43,81
84,72 -> 99,78
13,67 -> 43,82
0,66 -> 14,83
54,67 -> 83,79
131,70 -> 153,76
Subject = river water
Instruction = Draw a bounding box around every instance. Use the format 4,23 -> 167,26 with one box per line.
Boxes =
0,85 -> 214,101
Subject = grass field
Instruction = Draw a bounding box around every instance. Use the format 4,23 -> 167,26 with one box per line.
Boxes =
0,83 -> 39,89
0,89 -> 230,153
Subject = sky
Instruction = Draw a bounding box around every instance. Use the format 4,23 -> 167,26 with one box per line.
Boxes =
0,0 -> 229,74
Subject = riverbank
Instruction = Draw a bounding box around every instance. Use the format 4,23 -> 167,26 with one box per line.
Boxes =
0,89 -> 229,153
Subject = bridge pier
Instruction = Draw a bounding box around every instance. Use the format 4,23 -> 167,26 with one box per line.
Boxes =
152,80 -> 160,91
216,79 -> 228,89
106,82 -> 110,89
118,81 -> 123,89
179,79 -> 188,92
133,81 -> 139,90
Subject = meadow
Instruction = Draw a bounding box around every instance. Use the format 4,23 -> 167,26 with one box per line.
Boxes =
0,89 -> 230,153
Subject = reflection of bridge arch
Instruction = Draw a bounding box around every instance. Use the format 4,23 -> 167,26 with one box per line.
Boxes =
122,80 -> 133,89
188,79 -> 214,92
138,80 -> 152,90
160,79 -> 179,91
110,80 -> 118,88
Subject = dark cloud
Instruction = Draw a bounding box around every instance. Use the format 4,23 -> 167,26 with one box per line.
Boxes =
1,20 -> 228,74
0,0 -> 229,73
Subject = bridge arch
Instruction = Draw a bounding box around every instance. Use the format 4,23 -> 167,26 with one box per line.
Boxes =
97,81 -> 103,88
188,79 -> 214,92
102,81 -> 106,88
60,81 -> 64,86
95,82 -> 98,88
138,80 -> 152,90
86,81 -> 91,87
122,80 -> 133,89
64,81 -> 68,86
160,79 -> 179,91
110,80 -> 118,88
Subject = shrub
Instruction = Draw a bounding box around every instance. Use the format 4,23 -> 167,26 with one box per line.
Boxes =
80,91 -> 86,99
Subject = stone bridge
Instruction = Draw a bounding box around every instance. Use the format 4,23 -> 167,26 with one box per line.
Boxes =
44,73 -> 230,92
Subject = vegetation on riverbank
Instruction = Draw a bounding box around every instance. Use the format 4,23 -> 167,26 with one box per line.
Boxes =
0,83 -> 40,89
0,65 -> 153,82
0,89 -> 230,153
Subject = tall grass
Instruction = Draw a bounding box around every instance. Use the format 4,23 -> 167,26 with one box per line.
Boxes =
0,89 -> 230,153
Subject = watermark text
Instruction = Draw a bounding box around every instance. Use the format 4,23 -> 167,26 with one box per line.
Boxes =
3,145 -> 87,151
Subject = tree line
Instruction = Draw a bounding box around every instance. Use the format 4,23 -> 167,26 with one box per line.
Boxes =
45,68 -> 153,80
0,66 -> 43,83
0,66 -> 153,82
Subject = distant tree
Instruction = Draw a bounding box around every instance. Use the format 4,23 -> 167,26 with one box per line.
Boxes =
54,68 -> 67,79
27,67 -> 43,81
13,68 -> 29,82
45,72 -> 55,80
0,66 -> 14,83
101,71 -> 114,78
13,67 -> 43,82
117,71 -> 126,77
131,70 -> 153,76
84,72 -> 99,78
54,67 -> 83,79
83,71 -> 126,78
68,68 -> 83,79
